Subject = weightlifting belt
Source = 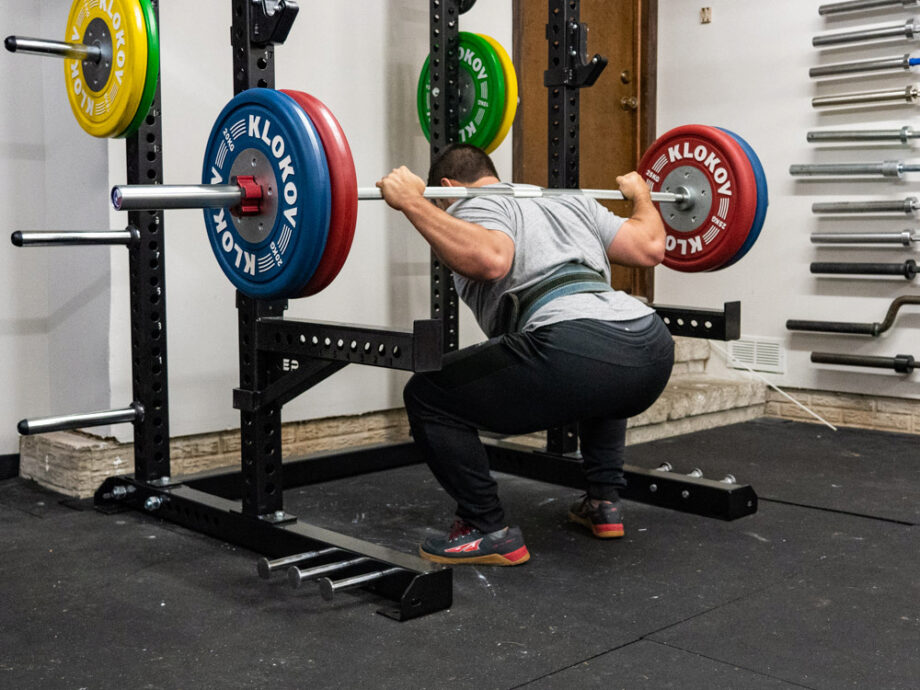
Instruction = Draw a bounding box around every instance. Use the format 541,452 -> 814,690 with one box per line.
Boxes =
496,263 -> 613,334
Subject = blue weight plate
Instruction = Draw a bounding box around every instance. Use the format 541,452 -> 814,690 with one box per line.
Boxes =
717,128 -> 767,268
202,88 -> 331,298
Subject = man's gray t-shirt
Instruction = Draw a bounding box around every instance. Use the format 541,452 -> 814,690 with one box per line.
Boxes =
448,183 -> 655,337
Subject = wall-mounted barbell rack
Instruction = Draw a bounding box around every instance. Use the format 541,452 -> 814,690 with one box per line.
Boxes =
15,0 -> 754,620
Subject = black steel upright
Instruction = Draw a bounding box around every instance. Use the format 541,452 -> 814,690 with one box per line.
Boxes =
128,0 -> 170,482
428,0 -> 464,353
230,0 -> 294,517
543,0 -> 606,454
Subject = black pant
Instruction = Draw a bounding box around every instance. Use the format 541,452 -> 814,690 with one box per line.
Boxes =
403,316 -> 675,533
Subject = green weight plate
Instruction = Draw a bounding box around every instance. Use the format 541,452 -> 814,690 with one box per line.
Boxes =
118,0 -> 159,138
416,31 -> 505,150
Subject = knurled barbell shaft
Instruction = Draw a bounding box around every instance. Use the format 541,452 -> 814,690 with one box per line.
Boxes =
812,85 -> 920,108
789,161 -> 920,177
807,126 -> 920,143
819,0 -> 918,15
812,198 -> 919,214
111,183 -> 687,211
811,352 -> 916,374
810,54 -> 920,78
811,230 -> 919,245
812,19 -> 920,47
4,36 -> 102,62
811,260 -> 917,278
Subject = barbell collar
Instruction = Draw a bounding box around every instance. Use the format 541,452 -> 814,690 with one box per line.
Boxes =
113,183 -> 689,212
810,230 -> 918,245
812,85 -> 920,108
811,198 -> 919,214
807,126 -> 920,143
812,18 -> 920,47
4,35 -> 103,63
819,0 -> 919,15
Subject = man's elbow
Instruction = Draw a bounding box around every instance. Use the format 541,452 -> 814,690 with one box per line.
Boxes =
480,253 -> 513,281
640,237 -> 666,267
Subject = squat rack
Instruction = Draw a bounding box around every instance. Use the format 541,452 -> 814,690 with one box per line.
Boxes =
17,0 -> 754,620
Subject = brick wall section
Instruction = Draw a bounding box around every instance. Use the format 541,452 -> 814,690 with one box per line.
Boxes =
765,388 -> 920,434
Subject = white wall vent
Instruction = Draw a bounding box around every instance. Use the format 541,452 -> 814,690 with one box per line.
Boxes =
727,337 -> 786,374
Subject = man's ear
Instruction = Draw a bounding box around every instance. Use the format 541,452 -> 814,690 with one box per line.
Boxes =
441,177 -> 455,187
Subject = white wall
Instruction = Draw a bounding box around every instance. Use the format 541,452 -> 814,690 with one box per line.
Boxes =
0,1 -> 113,456
656,0 -> 920,400
104,0 -> 513,441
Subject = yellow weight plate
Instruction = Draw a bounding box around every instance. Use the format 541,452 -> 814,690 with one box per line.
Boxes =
64,0 -> 149,138
479,34 -> 518,154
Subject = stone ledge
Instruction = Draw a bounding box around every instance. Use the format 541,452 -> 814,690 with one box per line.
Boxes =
764,388 -> 920,435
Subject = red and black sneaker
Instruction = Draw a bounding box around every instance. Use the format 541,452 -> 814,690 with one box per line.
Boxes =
419,519 -> 531,566
568,496 -> 625,538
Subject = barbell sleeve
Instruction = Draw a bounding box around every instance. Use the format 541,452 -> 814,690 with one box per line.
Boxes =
318,567 -> 405,601
789,161 -> 920,177
811,230 -> 919,245
256,547 -> 341,579
11,228 -> 139,247
17,404 -> 142,436
812,18 -> 920,47
807,126 -> 920,143
810,54 -> 920,78
819,0 -> 919,15
4,36 -> 102,62
112,184 -> 243,211
811,198 -> 919,214
811,352 -> 916,374
812,85 -> 920,108
112,183 -> 688,211
787,319 -> 879,335
810,260 -> 918,278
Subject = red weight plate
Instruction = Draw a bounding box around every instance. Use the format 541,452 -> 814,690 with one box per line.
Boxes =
281,90 -> 358,296
638,124 -> 757,272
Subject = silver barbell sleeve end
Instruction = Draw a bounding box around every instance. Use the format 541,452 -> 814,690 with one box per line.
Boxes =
111,187 -> 125,211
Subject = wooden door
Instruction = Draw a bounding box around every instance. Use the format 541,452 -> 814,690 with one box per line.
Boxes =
512,0 -> 658,300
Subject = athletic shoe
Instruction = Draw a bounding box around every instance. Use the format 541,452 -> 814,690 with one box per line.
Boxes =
568,495 -> 625,538
419,519 -> 531,566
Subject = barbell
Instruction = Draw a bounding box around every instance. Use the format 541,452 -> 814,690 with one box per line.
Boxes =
5,0 -> 159,139
110,88 -> 768,299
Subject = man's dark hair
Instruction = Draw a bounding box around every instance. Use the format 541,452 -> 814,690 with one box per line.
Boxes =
427,143 -> 500,186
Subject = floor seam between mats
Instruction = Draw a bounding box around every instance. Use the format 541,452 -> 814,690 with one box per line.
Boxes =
511,583 -> 788,689
641,639 -> 818,690
758,497 -> 916,526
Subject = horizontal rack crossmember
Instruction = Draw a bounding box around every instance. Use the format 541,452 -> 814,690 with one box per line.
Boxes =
482,438 -> 757,521
256,318 -> 443,372
652,301 -> 741,340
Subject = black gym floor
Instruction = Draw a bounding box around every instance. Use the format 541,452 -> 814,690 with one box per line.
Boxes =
1,417 -> 917,689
